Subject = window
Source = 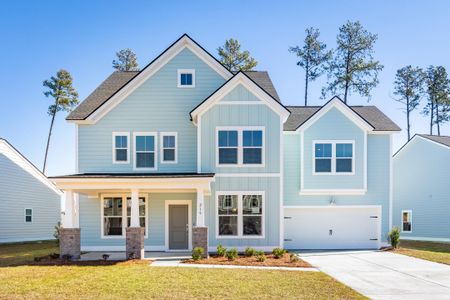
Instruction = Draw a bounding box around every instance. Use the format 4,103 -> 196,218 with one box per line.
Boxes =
102,195 -> 148,238
160,133 -> 177,163
112,132 -> 129,163
402,210 -> 412,232
217,127 -> 265,166
217,192 -> 264,238
134,133 -> 157,170
177,69 -> 195,88
24,208 -> 32,223
313,141 -> 354,174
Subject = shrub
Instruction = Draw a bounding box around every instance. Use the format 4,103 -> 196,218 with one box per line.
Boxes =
389,227 -> 401,248
216,244 -> 227,257
225,248 -> 239,261
192,247 -> 204,261
256,251 -> 266,262
272,248 -> 286,259
289,253 -> 299,263
244,247 -> 256,257
53,222 -> 62,245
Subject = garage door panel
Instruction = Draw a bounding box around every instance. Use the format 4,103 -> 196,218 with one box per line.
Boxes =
284,207 -> 380,250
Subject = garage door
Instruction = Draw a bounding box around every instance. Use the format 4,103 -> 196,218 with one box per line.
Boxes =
284,206 -> 380,250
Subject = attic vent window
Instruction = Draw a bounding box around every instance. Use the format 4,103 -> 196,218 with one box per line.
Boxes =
177,69 -> 195,88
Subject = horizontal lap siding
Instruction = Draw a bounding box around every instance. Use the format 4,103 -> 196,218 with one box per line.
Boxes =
393,138 -> 450,239
0,154 -> 60,243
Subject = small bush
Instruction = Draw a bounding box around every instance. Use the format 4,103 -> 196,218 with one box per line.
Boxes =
256,251 -> 266,262
225,248 -> 239,261
389,227 -> 401,248
53,222 -> 62,246
103,254 -> 110,261
272,248 -> 286,259
244,247 -> 256,257
216,244 -> 227,257
192,247 -> 204,261
289,253 -> 299,263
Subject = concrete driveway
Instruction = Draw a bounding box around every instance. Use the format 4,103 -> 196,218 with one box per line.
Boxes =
297,250 -> 450,300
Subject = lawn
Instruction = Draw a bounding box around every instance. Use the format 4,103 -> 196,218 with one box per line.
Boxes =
394,240 -> 450,265
0,241 -> 366,299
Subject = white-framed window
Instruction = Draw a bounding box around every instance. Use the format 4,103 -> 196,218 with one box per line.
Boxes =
24,208 -> 33,223
216,127 -> 265,167
101,195 -> 148,238
177,69 -> 195,88
216,192 -> 264,238
313,140 -> 354,174
133,132 -> 157,170
112,132 -> 129,164
160,132 -> 177,163
402,210 -> 412,232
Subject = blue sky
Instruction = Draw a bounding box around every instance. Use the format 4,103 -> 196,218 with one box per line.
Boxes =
1,0 -> 449,176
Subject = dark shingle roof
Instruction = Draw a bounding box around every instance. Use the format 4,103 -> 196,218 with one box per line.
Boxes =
418,134 -> 450,147
67,71 -> 280,120
284,105 -> 401,132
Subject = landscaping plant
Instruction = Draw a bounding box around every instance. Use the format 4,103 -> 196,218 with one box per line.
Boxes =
389,226 -> 401,248
216,244 -> 227,257
244,247 -> 256,257
272,248 -> 286,259
290,253 -> 299,263
256,251 -> 266,262
192,247 -> 204,261
225,248 -> 238,261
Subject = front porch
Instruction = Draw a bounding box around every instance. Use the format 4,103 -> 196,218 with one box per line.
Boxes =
50,173 -> 214,259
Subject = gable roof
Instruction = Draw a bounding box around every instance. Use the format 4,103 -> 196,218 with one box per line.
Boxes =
67,34 -> 233,123
189,71 -> 290,124
0,138 -> 62,195
235,71 -> 280,102
284,98 -> 401,132
393,134 -> 450,157
417,134 -> 450,148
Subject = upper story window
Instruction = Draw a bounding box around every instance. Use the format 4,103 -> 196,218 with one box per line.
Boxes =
313,141 -> 354,174
161,133 -> 177,163
112,132 -> 129,164
402,210 -> 412,232
24,208 -> 33,223
217,127 -> 264,167
177,69 -> 195,88
134,132 -> 157,170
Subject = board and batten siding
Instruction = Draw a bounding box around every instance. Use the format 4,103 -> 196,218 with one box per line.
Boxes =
393,137 -> 450,240
284,133 -> 392,243
0,154 -> 60,243
78,48 -> 225,173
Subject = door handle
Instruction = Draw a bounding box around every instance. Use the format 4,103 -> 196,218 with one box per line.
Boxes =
186,224 -> 189,232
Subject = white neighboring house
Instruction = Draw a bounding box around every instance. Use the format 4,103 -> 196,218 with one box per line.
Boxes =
0,138 -> 62,243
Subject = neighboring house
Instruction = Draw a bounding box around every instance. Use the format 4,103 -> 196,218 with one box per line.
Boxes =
0,138 -> 62,243
393,134 -> 450,242
50,34 -> 400,258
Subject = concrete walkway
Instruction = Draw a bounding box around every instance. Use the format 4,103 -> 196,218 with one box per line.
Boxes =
297,250 -> 450,300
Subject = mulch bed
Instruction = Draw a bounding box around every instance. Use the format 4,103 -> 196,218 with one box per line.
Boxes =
183,253 -> 311,268
8,254 -> 149,267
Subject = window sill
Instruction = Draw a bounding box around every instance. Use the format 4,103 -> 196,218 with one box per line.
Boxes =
216,235 -> 265,239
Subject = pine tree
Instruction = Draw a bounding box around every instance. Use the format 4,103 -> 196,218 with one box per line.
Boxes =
217,38 -> 257,71
112,48 -> 139,71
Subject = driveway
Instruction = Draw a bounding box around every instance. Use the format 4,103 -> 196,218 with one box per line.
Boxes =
297,250 -> 450,300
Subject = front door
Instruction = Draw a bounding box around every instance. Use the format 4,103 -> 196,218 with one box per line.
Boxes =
168,204 -> 189,250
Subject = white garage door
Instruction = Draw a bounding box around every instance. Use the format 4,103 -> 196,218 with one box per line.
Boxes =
284,206 -> 380,250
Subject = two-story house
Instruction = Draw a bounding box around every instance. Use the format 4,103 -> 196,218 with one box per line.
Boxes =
50,34 -> 400,258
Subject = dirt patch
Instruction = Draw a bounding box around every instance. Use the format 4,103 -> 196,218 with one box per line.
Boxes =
183,253 -> 311,268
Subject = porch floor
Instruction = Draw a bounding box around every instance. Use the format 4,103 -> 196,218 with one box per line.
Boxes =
80,251 -> 191,261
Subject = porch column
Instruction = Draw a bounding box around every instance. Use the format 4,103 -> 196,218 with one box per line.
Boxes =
126,188 -> 144,259
59,190 -> 80,259
193,188 -> 208,258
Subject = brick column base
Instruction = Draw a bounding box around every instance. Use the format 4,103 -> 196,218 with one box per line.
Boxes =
59,228 -> 81,259
193,227 -> 208,258
126,227 -> 144,259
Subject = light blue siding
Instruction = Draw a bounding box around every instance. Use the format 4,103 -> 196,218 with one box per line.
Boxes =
219,84 -> 261,102
393,137 -> 450,240
0,154 -> 60,243
78,48 -> 225,173
284,134 -> 392,243
303,107 -> 365,190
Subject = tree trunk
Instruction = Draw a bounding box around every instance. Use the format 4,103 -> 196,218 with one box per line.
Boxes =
343,51 -> 351,104
304,72 -> 309,106
436,103 -> 440,136
406,97 -> 411,141
43,99 -> 58,174
430,101 -> 434,135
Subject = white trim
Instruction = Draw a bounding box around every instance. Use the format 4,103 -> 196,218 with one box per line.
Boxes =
165,200 -> 192,251
100,193 -> 148,239
217,101 -> 265,105
394,134 -> 450,159
24,208 -> 33,223
112,132 -> 130,164
299,189 -> 367,196
75,124 -> 79,173
312,140 -> 355,175
401,210 -> 412,233
208,246 -> 278,252
363,132 -> 368,191
215,173 -> 280,178
400,236 -> 450,243
191,72 -> 290,125
370,131 -> 399,135
177,69 -> 195,88
215,191 -> 265,240
81,245 -> 166,252
160,132 -> 178,164
73,35 -> 232,124
0,139 -> 62,196
133,132 -> 157,171
300,131 -> 304,190
215,126 -> 265,167
197,116 -> 202,173
279,118 -> 284,248
389,134 -> 393,230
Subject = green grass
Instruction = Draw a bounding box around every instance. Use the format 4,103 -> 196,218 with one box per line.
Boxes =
0,241 -> 366,299
395,240 -> 450,265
